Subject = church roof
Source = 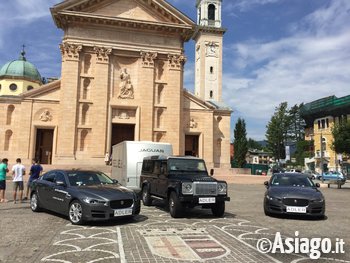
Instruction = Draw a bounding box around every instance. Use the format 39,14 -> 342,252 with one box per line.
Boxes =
207,100 -> 232,112
51,0 -> 195,40
0,51 -> 42,83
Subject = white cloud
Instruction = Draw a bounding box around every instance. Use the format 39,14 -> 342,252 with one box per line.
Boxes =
226,0 -> 282,12
224,0 -> 350,140
0,0 -> 60,48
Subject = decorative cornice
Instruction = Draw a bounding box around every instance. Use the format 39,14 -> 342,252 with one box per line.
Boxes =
53,12 -> 194,41
93,46 -> 112,63
59,42 -> 82,60
140,51 -> 158,68
168,54 -> 187,70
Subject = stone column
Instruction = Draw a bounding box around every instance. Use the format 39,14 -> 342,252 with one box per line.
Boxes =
165,53 -> 187,155
91,46 -> 112,158
139,51 -> 158,141
56,42 -> 82,163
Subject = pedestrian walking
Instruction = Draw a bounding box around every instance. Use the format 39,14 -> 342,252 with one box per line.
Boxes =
12,158 -> 26,204
25,159 -> 43,200
0,158 -> 9,203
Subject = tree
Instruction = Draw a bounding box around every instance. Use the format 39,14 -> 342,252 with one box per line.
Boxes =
247,138 -> 263,150
265,102 -> 291,161
287,103 -> 305,143
332,122 -> 350,155
233,118 -> 248,167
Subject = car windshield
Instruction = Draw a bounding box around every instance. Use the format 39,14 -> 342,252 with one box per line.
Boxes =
271,175 -> 314,187
67,171 -> 115,186
168,159 -> 207,173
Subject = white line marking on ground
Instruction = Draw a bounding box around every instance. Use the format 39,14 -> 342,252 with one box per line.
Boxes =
117,227 -> 126,263
213,225 -> 282,263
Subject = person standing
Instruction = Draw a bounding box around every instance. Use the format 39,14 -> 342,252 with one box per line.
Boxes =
12,158 -> 26,204
0,158 -> 9,203
25,159 -> 43,200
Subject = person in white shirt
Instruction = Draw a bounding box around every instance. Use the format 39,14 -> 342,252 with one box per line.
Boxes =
12,158 -> 26,204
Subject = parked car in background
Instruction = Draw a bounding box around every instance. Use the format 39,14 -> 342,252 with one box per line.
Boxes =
321,171 -> 346,188
264,173 -> 325,219
30,170 -> 141,225
302,170 -> 320,180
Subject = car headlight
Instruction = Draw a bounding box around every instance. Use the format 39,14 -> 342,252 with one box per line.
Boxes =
182,183 -> 193,195
266,195 -> 281,202
311,198 -> 325,203
82,197 -> 108,206
217,183 -> 227,195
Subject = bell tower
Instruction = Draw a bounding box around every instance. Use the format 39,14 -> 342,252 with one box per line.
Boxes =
194,0 -> 225,102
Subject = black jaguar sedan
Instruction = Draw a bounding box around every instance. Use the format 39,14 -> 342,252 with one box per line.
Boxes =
264,173 -> 325,218
30,170 -> 140,225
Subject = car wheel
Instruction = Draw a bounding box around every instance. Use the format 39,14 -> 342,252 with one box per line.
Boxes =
211,201 -> 225,217
142,185 -> 152,206
30,192 -> 41,212
134,199 -> 141,215
264,204 -> 271,216
168,191 -> 183,218
69,201 -> 84,225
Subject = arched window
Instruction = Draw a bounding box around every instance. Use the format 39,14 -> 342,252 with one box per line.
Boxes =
4,130 -> 13,151
6,105 -> 15,125
210,66 -> 214,74
80,130 -> 88,151
210,90 -> 213,98
208,4 -> 215,21
82,104 -> 89,125
27,86 -> 34,91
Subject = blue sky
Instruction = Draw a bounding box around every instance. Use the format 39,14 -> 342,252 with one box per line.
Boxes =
0,0 -> 349,140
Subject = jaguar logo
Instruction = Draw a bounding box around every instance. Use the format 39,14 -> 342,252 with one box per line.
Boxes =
121,201 -> 124,205
294,199 -> 298,204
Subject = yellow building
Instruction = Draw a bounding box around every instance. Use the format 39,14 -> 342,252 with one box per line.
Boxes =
301,95 -> 350,173
0,0 -> 232,168
0,50 -> 42,96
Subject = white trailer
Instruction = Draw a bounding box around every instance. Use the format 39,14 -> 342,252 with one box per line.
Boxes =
111,141 -> 173,191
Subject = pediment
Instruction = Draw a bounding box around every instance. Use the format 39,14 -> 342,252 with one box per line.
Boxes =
22,80 -> 61,101
183,90 -> 214,111
52,0 -> 195,26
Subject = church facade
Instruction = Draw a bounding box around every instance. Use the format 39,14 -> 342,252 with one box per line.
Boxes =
0,0 -> 231,168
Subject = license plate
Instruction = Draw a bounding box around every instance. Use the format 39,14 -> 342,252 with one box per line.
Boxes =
286,206 -> 307,213
199,197 -> 216,204
114,208 -> 133,217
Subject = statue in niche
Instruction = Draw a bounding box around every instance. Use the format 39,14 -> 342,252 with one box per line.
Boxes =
118,68 -> 134,99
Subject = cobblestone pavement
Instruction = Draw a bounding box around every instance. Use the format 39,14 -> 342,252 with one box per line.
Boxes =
36,204 -> 349,263
1,183 -> 350,263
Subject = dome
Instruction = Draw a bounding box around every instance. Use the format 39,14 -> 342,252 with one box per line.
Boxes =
0,51 -> 42,83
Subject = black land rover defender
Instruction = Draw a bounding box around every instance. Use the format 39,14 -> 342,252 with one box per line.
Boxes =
139,155 -> 230,218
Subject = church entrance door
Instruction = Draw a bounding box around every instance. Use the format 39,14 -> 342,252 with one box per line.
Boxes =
185,135 -> 199,157
111,124 -> 135,147
35,129 -> 54,164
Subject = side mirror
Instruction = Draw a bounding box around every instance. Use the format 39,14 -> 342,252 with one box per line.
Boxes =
210,169 -> 214,176
315,183 -> 320,188
264,181 -> 269,188
56,181 -> 66,187
112,179 -> 119,184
